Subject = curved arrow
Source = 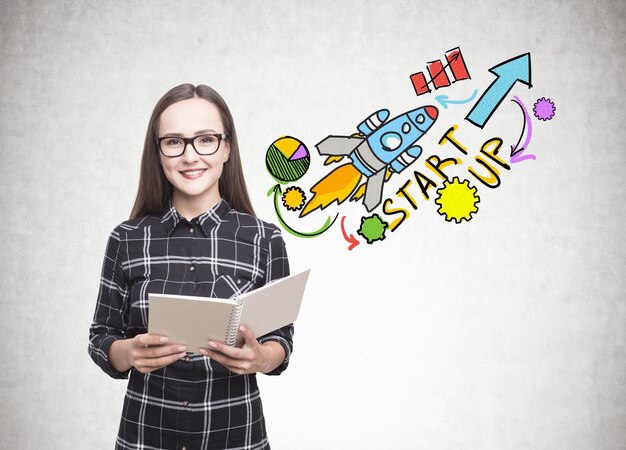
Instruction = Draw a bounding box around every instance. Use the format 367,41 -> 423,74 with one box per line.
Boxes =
466,53 -> 532,128
510,96 -> 536,163
340,216 -> 360,251
435,89 -> 478,109
268,185 -> 338,238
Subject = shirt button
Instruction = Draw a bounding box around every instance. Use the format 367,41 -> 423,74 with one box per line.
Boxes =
189,265 -> 196,272
189,227 -> 194,233
236,278 -> 242,285
182,400 -> 189,407
183,356 -> 192,363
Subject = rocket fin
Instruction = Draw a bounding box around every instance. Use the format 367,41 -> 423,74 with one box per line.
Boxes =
390,144 -> 422,173
352,168 -> 393,203
363,169 -> 386,212
316,135 -> 364,156
350,182 -> 366,202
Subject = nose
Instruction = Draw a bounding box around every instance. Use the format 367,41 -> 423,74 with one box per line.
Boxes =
181,142 -> 198,161
424,106 -> 438,120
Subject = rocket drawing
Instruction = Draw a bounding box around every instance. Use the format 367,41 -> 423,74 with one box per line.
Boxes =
300,105 -> 439,216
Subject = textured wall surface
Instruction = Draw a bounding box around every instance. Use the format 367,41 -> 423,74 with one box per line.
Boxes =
0,1 -> 624,448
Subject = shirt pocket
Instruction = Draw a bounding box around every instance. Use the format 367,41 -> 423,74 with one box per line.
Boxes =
210,274 -> 255,299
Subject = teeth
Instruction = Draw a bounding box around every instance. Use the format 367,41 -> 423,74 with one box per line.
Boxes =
182,170 -> 205,176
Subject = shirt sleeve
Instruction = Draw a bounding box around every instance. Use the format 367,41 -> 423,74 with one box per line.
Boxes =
87,227 -> 131,379
257,225 -> 293,376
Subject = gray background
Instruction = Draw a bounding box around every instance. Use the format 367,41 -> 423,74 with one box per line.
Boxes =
1,1 -> 624,449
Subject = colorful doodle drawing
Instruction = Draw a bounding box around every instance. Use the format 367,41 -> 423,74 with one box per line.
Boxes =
282,186 -> 306,211
357,214 -> 389,244
510,96 -> 536,163
267,184 -> 338,238
340,216 -> 360,251
434,177 -> 480,223
436,89 -> 478,109
410,47 -> 471,96
533,97 -> 556,121
466,53 -> 532,128
264,47 -> 554,250
300,105 -> 439,216
266,136 -> 311,183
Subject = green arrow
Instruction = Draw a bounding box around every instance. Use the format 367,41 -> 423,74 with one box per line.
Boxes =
267,185 -> 338,238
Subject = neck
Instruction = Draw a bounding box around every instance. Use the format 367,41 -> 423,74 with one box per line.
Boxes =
172,191 -> 221,221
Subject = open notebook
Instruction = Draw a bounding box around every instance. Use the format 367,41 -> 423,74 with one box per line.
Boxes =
148,269 -> 310,350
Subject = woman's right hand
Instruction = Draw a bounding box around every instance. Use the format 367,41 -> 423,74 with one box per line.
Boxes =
109,334 -> 187,373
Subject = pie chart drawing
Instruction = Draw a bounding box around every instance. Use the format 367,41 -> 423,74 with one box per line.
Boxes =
266,136 -> 311,183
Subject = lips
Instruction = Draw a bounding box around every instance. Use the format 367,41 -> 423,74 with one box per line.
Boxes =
180,168 -> 207,179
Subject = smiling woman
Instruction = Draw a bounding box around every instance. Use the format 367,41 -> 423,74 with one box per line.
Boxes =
88,84 -> 292,450
157,98 -> 231,218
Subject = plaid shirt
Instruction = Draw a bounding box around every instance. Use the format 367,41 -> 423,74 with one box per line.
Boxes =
88,199 -> 292,450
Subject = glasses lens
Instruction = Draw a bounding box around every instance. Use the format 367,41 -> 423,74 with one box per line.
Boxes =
160,137 -> 185,157
194,134 -> 220,155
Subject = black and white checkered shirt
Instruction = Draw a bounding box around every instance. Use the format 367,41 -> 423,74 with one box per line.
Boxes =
88,199 -> 292,450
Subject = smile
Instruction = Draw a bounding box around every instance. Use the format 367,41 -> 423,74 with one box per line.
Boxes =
180,169 -> 207,179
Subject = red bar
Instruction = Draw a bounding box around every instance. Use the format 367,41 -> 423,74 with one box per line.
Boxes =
427,60 -> 451,89
446,47 -> 470,81
410,72 -> 430,96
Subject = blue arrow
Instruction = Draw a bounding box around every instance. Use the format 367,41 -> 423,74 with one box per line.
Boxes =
435,89 -> 478,109
465,53 -> 532,128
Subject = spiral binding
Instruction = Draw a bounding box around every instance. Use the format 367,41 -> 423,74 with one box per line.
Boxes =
226,303 -> 244,346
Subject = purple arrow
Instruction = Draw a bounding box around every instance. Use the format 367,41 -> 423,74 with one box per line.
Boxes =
510,96 -> 536,163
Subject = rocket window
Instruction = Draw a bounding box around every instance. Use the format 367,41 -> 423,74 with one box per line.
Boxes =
415,114 -> 425,124
402,122 -> 411,134
381,132 -> 402,151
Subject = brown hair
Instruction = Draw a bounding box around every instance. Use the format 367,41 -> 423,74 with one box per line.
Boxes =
130,83 -> 255,219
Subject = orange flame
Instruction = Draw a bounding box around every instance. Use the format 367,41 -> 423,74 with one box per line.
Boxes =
299,164 -> 363,217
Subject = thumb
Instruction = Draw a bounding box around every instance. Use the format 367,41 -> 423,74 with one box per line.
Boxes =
239,325 -> 256,344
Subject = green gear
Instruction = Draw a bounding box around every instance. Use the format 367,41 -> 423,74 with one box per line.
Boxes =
357,213 -> 389,244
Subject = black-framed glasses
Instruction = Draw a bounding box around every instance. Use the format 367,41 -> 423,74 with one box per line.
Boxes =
157,133 -> 229,157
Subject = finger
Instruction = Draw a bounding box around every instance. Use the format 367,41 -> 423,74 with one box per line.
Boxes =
132,344 -> 186,364
199,346 -> 241,366
137,351 -> 187,370
137,333 -> 169,347
238,325 -> 257,346
204,340 -> 243,359
200,349 -> 247,373
143,344 -> 187,359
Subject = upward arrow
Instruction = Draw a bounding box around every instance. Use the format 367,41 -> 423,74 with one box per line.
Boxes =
465,53 -> 532,128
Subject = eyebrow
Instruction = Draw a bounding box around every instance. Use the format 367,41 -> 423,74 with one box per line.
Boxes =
161,129 -> 219,137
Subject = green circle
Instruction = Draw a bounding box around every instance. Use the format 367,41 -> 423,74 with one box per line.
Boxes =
265,136 -> 311,183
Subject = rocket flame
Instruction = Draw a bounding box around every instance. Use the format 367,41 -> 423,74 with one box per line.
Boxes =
350,168 -> 394,202
324,155 -> 344,165
299,164 -> 363,217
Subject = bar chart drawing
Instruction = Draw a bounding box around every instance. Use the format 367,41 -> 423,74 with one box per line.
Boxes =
410,47 -> 471,96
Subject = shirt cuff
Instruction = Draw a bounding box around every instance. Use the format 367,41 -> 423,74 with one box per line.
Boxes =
258,335 -> 291,375
89,335 -> 131,380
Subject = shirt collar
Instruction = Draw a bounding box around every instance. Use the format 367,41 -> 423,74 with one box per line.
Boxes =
161,198 -> 231,236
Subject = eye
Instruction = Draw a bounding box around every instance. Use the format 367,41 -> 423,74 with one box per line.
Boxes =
164,138 -> 183,146
198,135 -> 218,144
381,132 -> 402,151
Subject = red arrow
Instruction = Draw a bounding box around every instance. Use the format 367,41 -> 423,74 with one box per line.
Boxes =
340,216 -> 360,251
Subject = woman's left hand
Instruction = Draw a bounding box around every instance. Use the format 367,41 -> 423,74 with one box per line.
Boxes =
199,326 -> 284,375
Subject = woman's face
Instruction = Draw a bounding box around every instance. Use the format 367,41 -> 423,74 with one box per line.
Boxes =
158,97 -> 230,211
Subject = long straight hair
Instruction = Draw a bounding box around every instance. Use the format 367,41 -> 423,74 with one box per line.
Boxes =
130,84 -> 255,219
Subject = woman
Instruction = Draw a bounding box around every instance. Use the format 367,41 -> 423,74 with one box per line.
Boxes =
88,83 -> 292,449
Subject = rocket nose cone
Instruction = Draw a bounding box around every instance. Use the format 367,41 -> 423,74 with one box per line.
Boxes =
425,106 -> 438,120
